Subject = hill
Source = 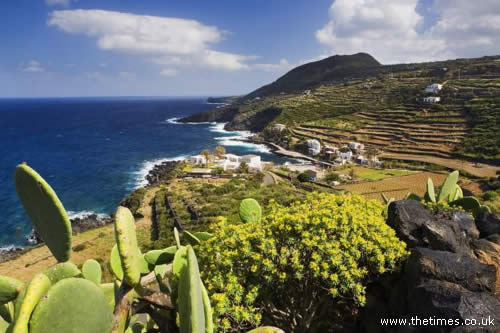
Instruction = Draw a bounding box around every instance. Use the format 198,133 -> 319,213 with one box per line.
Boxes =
180,54 -> 500,171
245,52 -> 381,98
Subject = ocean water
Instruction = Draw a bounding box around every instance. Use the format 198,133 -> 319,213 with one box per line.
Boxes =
0,97 -> 285,248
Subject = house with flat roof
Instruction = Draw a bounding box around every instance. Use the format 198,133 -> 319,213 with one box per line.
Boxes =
306,139 -> 321,156
425,83 -> 443,94
423,96 -> 441,103
189,155 -> 206,165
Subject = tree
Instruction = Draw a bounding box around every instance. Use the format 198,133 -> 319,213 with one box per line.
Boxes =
215,146 -> 226,159
201,149 -> 211,168
238,161 -> 249,174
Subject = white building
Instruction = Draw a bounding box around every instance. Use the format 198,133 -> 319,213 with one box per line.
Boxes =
339,150 -> 353,161
190,155 -> 206,165
306,139 -> 321,156
423,96 -> 441,103
424,83 -> 443,94
348,142 -> 365,151
273,124 -> 286,132
216,154 -> 240,171
241,155 -> 262,171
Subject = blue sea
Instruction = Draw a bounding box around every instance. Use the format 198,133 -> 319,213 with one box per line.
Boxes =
0,97 -> 288,248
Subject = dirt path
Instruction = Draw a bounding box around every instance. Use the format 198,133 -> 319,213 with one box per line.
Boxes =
0,186 -> 160,282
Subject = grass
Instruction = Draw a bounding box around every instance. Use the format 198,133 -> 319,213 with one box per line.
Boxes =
352,167 -> 417,181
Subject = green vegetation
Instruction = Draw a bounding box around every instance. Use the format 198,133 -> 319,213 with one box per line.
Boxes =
409,170 -> 490,217
354,167 -> 415,181
2,164 -> 220,333
120,187 -> 147,217
196,193 -> 409,332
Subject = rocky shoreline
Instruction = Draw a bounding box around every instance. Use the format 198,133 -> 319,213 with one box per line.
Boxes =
0,159 -> 183,264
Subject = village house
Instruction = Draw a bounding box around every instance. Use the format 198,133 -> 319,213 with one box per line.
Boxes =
348,142 -> 365,151
189,155 -> 206,165
306,139 -> 321,156
339,150 -> 353,162
241,154 -> 262,171
423,96 -> 441,103
323,146 -> 339,159
424,83 -> 443,94
355,156 -> 369,166
215,153 -> 262,172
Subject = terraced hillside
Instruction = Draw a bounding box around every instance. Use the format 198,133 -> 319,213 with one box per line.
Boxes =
181,54 -> 500,175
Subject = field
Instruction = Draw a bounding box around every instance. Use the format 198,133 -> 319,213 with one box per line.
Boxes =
337,171 -> 449,201
348,167 -> 417,181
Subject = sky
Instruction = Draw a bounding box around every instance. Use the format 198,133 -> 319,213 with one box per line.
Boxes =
1,0 -> 499,97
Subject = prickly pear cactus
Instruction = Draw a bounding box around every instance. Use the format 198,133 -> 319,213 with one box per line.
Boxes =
425,178 -> 436,203
183,230 -> 201,246
114,206 -> 142,286
239,198 -> 262,223
29,278 -> 113,333
99,282 -> 117,310
0,276 -> 23,304
145,246 -> 177,266
192,232 -> 213,242
0,302 -> 14,324
450,196 -> 481,217
43,262 -> 81,284
82,259 -> 102,285
12,273 -> 51,333
201,283 -> 214,333
110,244 -> 124,281
14,163 -> 72,262
178,246 -> 205,333
437,170 -> 459,202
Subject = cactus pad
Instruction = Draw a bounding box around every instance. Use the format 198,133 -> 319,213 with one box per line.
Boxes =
192,232 -> 213,242
0,276 -> 23,304
183,230 -> 201,246
110,244 -> 124,280
174,227 -> 181,248
114,206 -> 141,286
0,303 -> 13,324
201,283 -> 213,333
450,196 -> 481,217
239,198 -> 262,223
438,170 -> 459,202
14,164 -> 72,262
425,178 -> 436,203
145,246 -> 177,266
12,273 -> 51,333
82,259 -> 102,285
43,262 -> 81,284
178,246 -> 205,333
30,278 -> 113,333
99,283 -> 117,310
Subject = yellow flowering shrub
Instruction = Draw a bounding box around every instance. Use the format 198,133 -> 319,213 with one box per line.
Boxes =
197,193 -> 409,332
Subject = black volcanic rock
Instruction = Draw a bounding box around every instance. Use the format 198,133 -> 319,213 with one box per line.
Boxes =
387,200 -> 434,247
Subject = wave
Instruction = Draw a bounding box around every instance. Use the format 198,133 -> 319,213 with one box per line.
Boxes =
0,245 -> 24,252
166,117 -> 215,125
133,155 -> 187,188
67,210 -> 110,220
209,123 -> 271,154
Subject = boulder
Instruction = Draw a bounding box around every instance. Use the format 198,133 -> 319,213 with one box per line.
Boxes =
406,248 -> 497,293
387,200 -> 434,247
472,239 -> 500,295
421,218 -> 475,257
475,212 -> 500,238
408,279 -> 500,332
449,211 -> 480,240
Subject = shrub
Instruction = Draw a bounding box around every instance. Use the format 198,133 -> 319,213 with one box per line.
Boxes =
197,193 -> 409,332
325,172 -> 340,183
483,190 -> 498,201
297,170 -> 316,182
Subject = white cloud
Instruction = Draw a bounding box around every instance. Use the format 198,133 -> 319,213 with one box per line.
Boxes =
315,0 -> 500,64
45,0 -> 71,7
48,9 -> 286,74
22,60 -> 45,73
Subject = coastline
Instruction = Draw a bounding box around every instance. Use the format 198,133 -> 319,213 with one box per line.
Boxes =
0,120 -> 278,262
